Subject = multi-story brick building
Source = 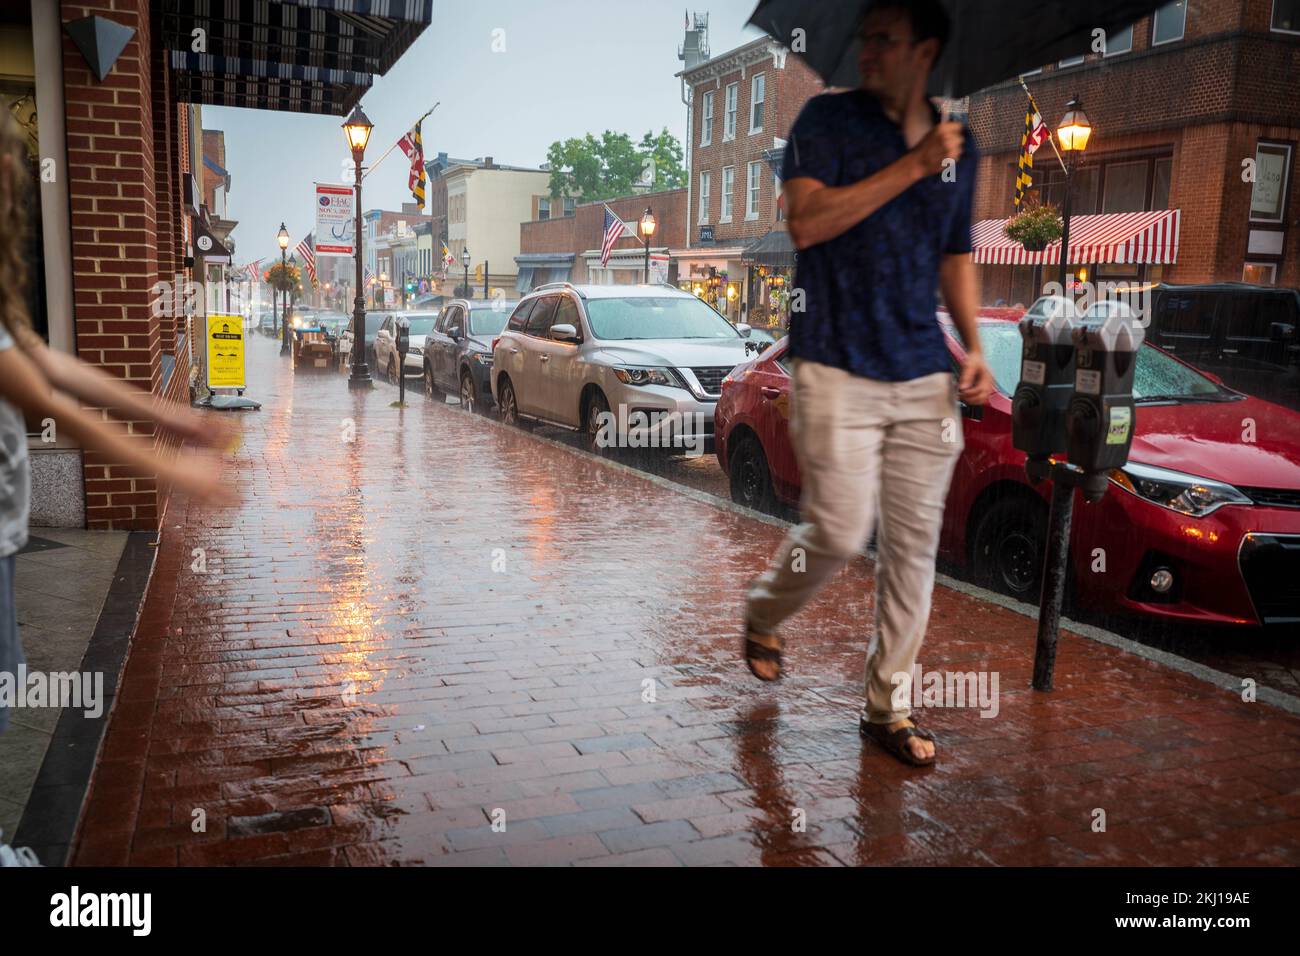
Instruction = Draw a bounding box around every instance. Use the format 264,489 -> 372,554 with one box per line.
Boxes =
517,188 -> 686,290
968,0 -> 1300,307
673,16 -> 824,326
6,0 -> 429,530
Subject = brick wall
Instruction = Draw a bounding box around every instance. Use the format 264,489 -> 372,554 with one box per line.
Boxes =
688,50 -> 823,247
519,189 -> 686,283
62,0 -> 179,530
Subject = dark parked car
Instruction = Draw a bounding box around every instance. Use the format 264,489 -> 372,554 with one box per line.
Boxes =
1148,282 -> 1300,411
337,310 -> 396,372
257,311 -> 277,337
422,298 -> 515,410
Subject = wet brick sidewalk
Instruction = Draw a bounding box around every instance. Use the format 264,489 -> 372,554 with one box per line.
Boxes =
69,339 -> 1300,866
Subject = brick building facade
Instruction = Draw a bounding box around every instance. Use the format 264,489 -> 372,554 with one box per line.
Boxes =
675,31 -> 824,326
968,0 -> 1300,306
518,188 -> 686,290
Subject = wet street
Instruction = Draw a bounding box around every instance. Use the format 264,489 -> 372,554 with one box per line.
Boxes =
70,338 -> 1300,866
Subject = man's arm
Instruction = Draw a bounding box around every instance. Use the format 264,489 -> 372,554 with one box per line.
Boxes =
939,253 -> 995,405
784,121 -> 964,250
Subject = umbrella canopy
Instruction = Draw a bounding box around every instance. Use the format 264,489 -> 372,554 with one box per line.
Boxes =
747,0 -> 1172,98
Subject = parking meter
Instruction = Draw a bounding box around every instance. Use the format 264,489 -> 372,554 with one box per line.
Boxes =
1066,315 -> 1145,500
1011,297 -> 1077,470
396,316 -> 410,404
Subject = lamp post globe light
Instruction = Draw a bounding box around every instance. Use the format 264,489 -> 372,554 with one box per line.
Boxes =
639,208 -> 656,283
343,105 -> 374,389
1054,95 -> 1092,294
461,247 -> 470,299
277,223 -> 291,356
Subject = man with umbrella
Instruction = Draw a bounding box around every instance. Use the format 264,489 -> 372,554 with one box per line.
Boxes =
742,0 -> 994,767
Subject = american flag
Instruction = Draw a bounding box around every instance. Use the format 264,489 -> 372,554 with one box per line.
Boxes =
243,258 -> 262,282
295,235 -> 317,286
364,265 -> 376,287
599,206 -> 626,267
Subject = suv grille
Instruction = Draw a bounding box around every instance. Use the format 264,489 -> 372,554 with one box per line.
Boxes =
1241,487 -> 1300,509
689,366 -> 734,395
1239,534 -> 1300,624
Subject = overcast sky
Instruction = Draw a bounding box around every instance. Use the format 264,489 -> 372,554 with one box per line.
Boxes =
206,1 -> 767,265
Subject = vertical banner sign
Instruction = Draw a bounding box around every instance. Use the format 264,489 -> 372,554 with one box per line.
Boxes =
206,313 -> 246,389
648,253 -> 670,284
315,183 -> 356,257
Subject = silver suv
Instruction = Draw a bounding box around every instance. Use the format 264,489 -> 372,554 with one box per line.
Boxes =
490,283 -> 762,451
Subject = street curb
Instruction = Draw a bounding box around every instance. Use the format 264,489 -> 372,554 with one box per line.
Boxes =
455,398 -> 1300,718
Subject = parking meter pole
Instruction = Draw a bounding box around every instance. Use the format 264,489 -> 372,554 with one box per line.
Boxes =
1032,471 -> 1075,691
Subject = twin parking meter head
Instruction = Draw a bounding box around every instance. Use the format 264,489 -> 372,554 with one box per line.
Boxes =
396,316 -> 411,356
1011,296 -> 1077,477
1067,310 -> 1145,501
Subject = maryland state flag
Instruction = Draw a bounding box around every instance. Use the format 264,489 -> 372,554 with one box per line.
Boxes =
398,119 -> 427,208
1013,98 -> 1051,209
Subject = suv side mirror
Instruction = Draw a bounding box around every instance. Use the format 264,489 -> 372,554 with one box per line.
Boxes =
736,323 -> 753,338
551,323 -> 579,342
447,324 -> 462,339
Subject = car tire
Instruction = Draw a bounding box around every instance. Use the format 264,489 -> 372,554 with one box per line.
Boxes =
970,496 -> 1049,602
728,433 -> 778,514
582,389 -> 611,452
498,377 -> 530,429
425,365 -> 444,401
459,370 -> 481,413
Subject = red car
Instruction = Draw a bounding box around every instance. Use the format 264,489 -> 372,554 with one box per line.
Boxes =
715,311 -> 1300,628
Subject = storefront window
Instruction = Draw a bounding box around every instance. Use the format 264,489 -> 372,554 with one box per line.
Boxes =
1102,161 -> 1150,213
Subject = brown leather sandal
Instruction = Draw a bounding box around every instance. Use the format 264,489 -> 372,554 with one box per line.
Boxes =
859,716 -> 936,767
743,626 -> 783,681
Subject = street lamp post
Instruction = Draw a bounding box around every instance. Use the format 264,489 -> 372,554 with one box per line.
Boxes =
277,223 -> 290,356
1054,95 -> 1092,294
462,248 -> 470,300
639,208 -> 657,283
343,105 -> 374,390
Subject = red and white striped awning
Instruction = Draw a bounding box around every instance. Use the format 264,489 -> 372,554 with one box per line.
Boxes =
972,209 -> 1181,266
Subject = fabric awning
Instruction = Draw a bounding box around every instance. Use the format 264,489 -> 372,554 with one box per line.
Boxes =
742,229 -> 796,268
972,209 -> 1181,266
163,0 -> 433,116
191,217 -> 231,264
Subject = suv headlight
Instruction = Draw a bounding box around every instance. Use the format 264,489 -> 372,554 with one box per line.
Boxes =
1110,462 -> 1252,517
613,366 -> 678,388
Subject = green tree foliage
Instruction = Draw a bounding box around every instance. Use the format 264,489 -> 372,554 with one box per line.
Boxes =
546,128 -> 687,204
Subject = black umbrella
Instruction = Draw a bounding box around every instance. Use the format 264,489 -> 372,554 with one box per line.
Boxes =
747,0 -> 1173,98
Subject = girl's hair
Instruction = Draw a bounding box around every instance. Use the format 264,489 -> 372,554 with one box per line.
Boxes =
0,108 -> 33,338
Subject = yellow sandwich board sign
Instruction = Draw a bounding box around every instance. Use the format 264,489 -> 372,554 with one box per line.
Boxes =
206,313 -> 246,389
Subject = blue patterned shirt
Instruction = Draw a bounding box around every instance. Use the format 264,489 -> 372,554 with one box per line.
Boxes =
782,90 -> 976,382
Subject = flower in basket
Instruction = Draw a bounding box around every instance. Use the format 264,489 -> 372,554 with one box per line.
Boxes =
1003,204 -> 1063,251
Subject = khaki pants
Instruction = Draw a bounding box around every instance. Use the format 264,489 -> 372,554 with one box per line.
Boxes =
746,359 -> 963,724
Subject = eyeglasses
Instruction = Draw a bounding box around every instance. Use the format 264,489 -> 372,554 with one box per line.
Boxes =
858,31 -> 908,52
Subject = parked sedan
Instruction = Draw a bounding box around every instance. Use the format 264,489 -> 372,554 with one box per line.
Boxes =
374,311 -> 440,384
715,313 -> 1300,628
491,284 -> 756,451
422,298 -> 515,410
257,311 -> 277,337
336,311 -> 394,372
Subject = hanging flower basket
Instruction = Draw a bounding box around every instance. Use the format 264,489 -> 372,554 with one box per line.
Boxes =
1003,204 -> 1062,252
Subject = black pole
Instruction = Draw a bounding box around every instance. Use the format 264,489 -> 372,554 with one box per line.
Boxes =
463,261 -> 469,299
348,155 -> 372,390
1057,159 -> 1073,294
1032,474 -> 1076,691
483,260 -> 488,300
279,247 -> 290,356
643,232 -> 650,283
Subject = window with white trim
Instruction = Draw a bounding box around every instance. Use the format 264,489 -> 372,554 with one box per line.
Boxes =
750,74 -> 765,133
746,162 -> 761,219
700,91 -> 714,146
724,83 -> 738,141
1058,55 -> 1085,68
699,171 -> 711,224
1273,0 -> 1300,34
1103,24 -> 1133,55
1153,2 -> 1187,45
721,166 -> 734,222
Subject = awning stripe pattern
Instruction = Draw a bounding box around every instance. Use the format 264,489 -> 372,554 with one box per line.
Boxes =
164,0 -> 432,115
971,209 -> 1181,266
